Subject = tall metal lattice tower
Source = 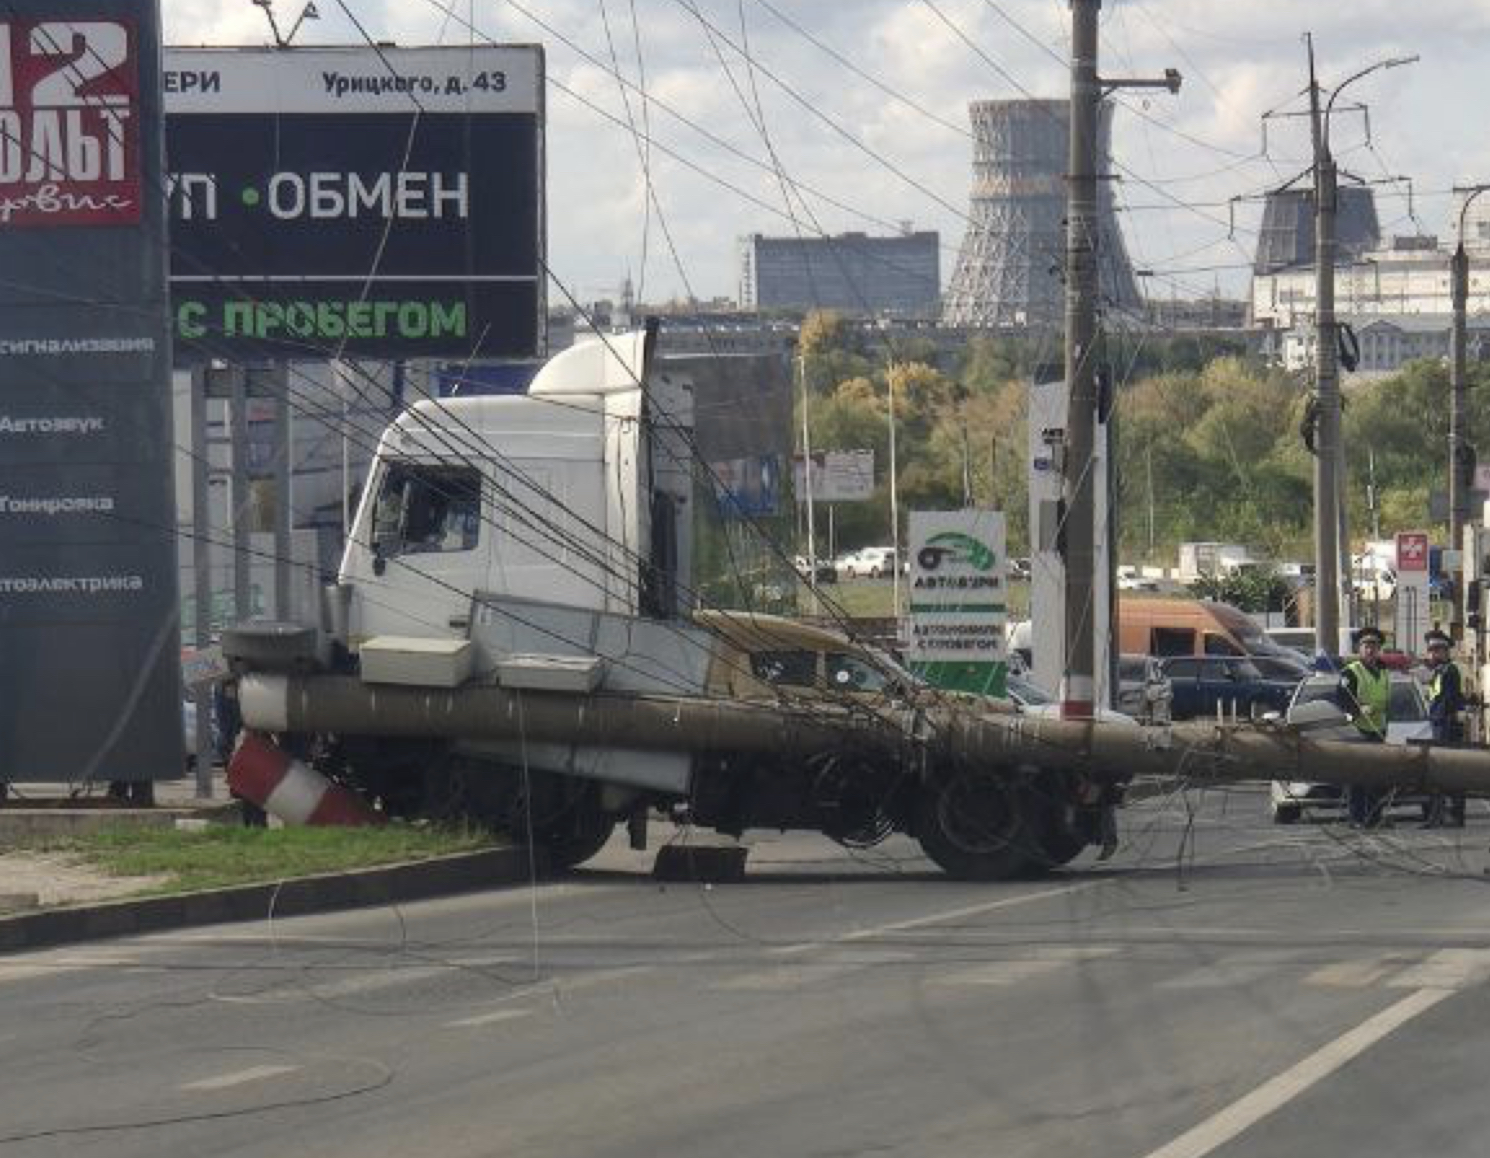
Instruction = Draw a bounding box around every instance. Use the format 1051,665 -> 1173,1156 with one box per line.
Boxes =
942,99 -> 1141,329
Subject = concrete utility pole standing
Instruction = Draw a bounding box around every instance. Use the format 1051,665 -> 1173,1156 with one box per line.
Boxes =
1304,39 -> 1418,655
1307,38 -> 1342,656
1451,185 -> 1489,636
1059,0 -> 1177,718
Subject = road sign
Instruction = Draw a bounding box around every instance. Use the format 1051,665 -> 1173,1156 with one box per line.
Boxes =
164,45 -> 545,362
1395,531 -> 1429,573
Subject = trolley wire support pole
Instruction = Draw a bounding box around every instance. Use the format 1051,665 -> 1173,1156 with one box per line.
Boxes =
798,351 -> 820,616
273,363 -> 293,622
190,367 -> 215,798
1059,0 -> 1178,720
1305,38 -> 1418,656
1451,183 -> 1490,639
229,365 -> 252,625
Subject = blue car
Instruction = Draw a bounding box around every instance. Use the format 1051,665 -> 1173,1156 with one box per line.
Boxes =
1159,655 -> 1302,721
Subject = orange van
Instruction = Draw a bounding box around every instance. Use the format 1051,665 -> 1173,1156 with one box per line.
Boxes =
1119,597 -> 1290,659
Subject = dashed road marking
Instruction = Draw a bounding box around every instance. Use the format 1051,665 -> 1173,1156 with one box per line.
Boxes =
1387,947 -> 1490,990
712,963 -> 863,992
181,1064 -> 301,1092
772,880 -> 1105,957
444,1008 -> 534,1029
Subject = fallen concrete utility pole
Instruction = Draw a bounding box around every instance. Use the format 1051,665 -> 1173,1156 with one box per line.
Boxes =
242,673 -> 1490,797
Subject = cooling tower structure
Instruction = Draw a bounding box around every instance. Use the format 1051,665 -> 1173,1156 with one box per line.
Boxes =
1253,187 -> 1380,274
942,99 -> 1141,330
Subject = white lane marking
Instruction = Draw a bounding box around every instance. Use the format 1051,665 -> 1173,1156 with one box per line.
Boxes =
1388,948 -> 1490,990
772,880 -> 1104,957
1139,987 -> 1453,1158
1305,953 -> 1417,989
712,963 -> 861,992
213,964 -> 454,1005
445,1008 -> 533,1029
181,1064 -> 301,1092
0,955 -> 140,983
1157,960 -> 1289,991
929,946 -> 1118,988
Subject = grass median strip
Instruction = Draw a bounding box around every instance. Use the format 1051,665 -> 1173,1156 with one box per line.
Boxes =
14,823 -> 501,897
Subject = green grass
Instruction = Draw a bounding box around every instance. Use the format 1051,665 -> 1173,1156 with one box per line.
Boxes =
23,822 -> 498,895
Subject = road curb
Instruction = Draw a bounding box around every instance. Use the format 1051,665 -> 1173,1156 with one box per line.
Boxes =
0,846 -> 542,955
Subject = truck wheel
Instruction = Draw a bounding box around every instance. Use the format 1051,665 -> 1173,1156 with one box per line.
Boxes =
1022,783 -> 1090,872
538,808 -> 617,871
916,768 -> 1031,881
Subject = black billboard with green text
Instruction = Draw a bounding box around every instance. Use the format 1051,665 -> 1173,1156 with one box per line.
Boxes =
164,45 -> 544,363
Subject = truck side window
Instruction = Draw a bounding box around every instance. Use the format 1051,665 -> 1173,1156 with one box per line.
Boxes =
750,650 -> 817,688
1204,633 -> 1243,656
1152,628 -> 1195,657
372,465 -> 482,557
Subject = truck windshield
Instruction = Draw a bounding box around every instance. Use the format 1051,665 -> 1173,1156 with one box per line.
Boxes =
372,465 -> 482,557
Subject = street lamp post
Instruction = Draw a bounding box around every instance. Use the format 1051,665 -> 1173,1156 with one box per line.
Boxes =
1451,185 -> 1490,638
1308,44 -> 1418,656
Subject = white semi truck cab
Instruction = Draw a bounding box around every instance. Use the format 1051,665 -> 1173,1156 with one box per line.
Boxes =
337,327 -> 694,645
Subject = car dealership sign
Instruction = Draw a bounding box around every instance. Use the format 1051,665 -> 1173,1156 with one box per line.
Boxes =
0,2 -> 181,782
0,17 -> 143,226
164,44 -> 545,362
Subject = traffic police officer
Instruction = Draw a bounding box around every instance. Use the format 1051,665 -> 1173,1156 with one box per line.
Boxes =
1423,629 -> 1468,827
1340,626 -> 1391,827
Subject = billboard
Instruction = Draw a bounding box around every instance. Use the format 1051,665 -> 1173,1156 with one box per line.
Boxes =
907,510 -> 1008,696
0,4 -> 182,781
792,450 -> 874,503
164,45 -> 544,362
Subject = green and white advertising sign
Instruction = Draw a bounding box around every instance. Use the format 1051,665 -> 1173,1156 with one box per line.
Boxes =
907,510 -> 1007,696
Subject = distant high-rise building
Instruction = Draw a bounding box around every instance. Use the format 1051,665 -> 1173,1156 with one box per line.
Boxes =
737,229 -> 940,317
942,99 -> 1140,330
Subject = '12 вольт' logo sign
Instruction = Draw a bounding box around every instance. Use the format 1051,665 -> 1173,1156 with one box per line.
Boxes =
0,20 -> 139,227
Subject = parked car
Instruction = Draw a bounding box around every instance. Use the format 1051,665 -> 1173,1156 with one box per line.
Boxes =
792,555 -> 837,584
1159,655 -> 1301,721
1116,654 -> 1173,724
838,546 -> 899,579
1005,673 -> 1139,726
1248,652 -> 1313,681
1269,673 -> 1433,823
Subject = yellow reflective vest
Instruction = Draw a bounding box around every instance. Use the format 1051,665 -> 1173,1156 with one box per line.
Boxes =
1343,660 -> 1390,740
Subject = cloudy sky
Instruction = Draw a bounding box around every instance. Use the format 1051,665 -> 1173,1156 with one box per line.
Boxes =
162,0 -> 1490,307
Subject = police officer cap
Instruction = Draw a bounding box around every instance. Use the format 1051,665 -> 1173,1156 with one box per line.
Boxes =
1425,629 -> 1452,648
1357,625 -> 1385,645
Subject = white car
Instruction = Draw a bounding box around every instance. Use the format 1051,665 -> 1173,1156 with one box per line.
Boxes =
1006,673 -> 1140,727
838,546 -> 899,579
1269,672 -> 1433,823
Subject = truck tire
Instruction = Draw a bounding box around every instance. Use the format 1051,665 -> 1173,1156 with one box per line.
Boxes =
916,768 -> 1031,881
1022,783 -> 1090,872
536,807 -> 617,871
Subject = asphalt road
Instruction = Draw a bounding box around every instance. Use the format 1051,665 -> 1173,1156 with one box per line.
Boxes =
3,786 -> 1490,1157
